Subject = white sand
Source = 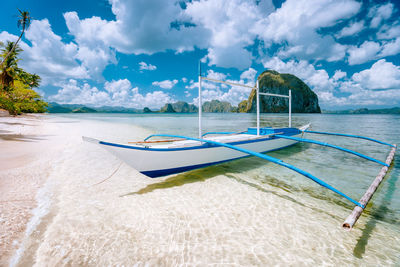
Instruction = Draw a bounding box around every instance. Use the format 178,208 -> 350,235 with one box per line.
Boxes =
1,114 -> 399,266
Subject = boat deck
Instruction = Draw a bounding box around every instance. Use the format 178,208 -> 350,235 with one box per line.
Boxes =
149,134 -> 263,149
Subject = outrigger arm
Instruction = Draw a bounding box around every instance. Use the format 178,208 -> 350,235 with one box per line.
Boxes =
304,130 -> 395,147
274,134 -> 389,167
144,133 -> 365,208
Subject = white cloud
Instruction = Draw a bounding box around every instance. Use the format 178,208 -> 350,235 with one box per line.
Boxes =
206,70 -> 227,81
240,68 -> 257,82
64,0 -> 209,56
369,2 -> 394,28
191,68 -> 257,106
49,79 -> 109,105
131,88 -> 175,109
182,77 -> 188,83
104,79 -> 132,93
152,79 -> 178,89
0,20 -> 90,85
347,41 -> 381,65
379,38 -> 400,57
50,79 -> 174,109
262,57 -> 335,92
255,0 -> 361,62
352,59 -> 400,90
139,61 -> 157,71
332,70 -> 347,81
185,0 -> 272,69
336,21 -> 364,38
63,12 -> 117,80
377,24 -> 400,40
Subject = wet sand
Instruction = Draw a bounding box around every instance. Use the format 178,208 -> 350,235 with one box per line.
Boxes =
0,115 -> 51,265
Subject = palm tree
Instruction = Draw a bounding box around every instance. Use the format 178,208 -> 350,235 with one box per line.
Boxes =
0,9 -> 31,67
0,42 -> 22,91
28,74 -> 41,88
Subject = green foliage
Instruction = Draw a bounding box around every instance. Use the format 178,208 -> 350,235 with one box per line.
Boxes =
0,42 -> 22,91
0,40 -> 47,115
237,100 -> 248,113
0,81 -> 47,115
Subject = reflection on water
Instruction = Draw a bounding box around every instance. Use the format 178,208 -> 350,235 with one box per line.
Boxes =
353,168 -> 399,258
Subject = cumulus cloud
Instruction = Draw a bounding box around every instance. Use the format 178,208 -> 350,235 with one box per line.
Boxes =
50,79 -> 174,108
1,20 -> 90,85
352,59 -> 400,90
368,2 -> 394,28
240,68 -> 257,82
332,70 -> 347,81
377,24 -> 400,40
185,0 -> 271,69
255,0 -> 361,62
49,79 -> 109,104
139,61 -> 157,71
152,79 -> 178,89
63,12 -> 117,80
379,38 -> 400,57
191,68 -> 258,106
262,57 -> 335,93
336,21 -> 364,38
347,41 -> 381,65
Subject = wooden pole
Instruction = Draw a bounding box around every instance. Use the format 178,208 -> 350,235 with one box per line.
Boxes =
342,144 -> 397,230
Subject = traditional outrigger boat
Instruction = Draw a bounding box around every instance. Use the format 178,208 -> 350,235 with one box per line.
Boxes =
84,68 -> 396,229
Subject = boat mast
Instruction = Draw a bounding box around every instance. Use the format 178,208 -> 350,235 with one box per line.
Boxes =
256,79 -> 260,136
198,61 -> 202,139
289,90 -> 292,127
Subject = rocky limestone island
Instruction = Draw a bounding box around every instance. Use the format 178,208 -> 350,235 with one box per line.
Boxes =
243,70 -> 321,113
202,100 -> 235,113
159,100 -> 236,113
160,101 -> 197,113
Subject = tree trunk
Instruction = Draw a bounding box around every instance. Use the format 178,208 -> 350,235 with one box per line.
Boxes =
0,29 -> 24,67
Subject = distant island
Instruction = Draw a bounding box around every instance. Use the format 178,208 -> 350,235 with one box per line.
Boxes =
47,70 -> 325,114
322,107 -> 400,114
44,70 -> 400,115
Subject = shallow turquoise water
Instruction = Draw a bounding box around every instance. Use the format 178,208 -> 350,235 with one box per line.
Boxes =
57,112 -> 400,226
21,112 -> 398,265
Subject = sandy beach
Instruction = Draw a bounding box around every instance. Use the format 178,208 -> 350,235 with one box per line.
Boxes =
1,114 -> 399,266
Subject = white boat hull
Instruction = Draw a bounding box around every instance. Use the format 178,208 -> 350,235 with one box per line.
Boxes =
90,127 -> 307,177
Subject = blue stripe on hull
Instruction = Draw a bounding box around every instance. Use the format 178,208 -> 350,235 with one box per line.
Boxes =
141,143 -> 298,178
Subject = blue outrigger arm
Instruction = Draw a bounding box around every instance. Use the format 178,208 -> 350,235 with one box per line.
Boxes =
145,133 -> 365,208
274,135 -> 389,167
304,130 -> 395,148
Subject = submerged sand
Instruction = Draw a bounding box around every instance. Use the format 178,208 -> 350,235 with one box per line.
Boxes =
0,114 -> 399,266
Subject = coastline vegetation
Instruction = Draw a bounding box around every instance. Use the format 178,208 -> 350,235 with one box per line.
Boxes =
0,10 -> 47,115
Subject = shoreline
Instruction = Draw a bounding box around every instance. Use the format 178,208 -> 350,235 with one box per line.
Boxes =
0,114 -> 51,265
0,114 -> 153,266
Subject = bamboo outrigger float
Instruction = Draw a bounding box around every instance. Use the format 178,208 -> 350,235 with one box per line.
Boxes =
83,66 -> 396,229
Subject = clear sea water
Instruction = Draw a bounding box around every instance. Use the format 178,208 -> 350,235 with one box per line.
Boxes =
64,112 -> 400,219
15,113 -> 400,265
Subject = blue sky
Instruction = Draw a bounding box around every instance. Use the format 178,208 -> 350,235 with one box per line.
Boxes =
1,0 -> 399,110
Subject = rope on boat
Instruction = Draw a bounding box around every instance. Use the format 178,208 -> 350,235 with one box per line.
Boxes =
304,130 -> 395,147
342,144 -> 397,230
201,131 -> 236,137
145,133 -> 365,208
91,161 -> 123,186
274,134 -> 389,166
